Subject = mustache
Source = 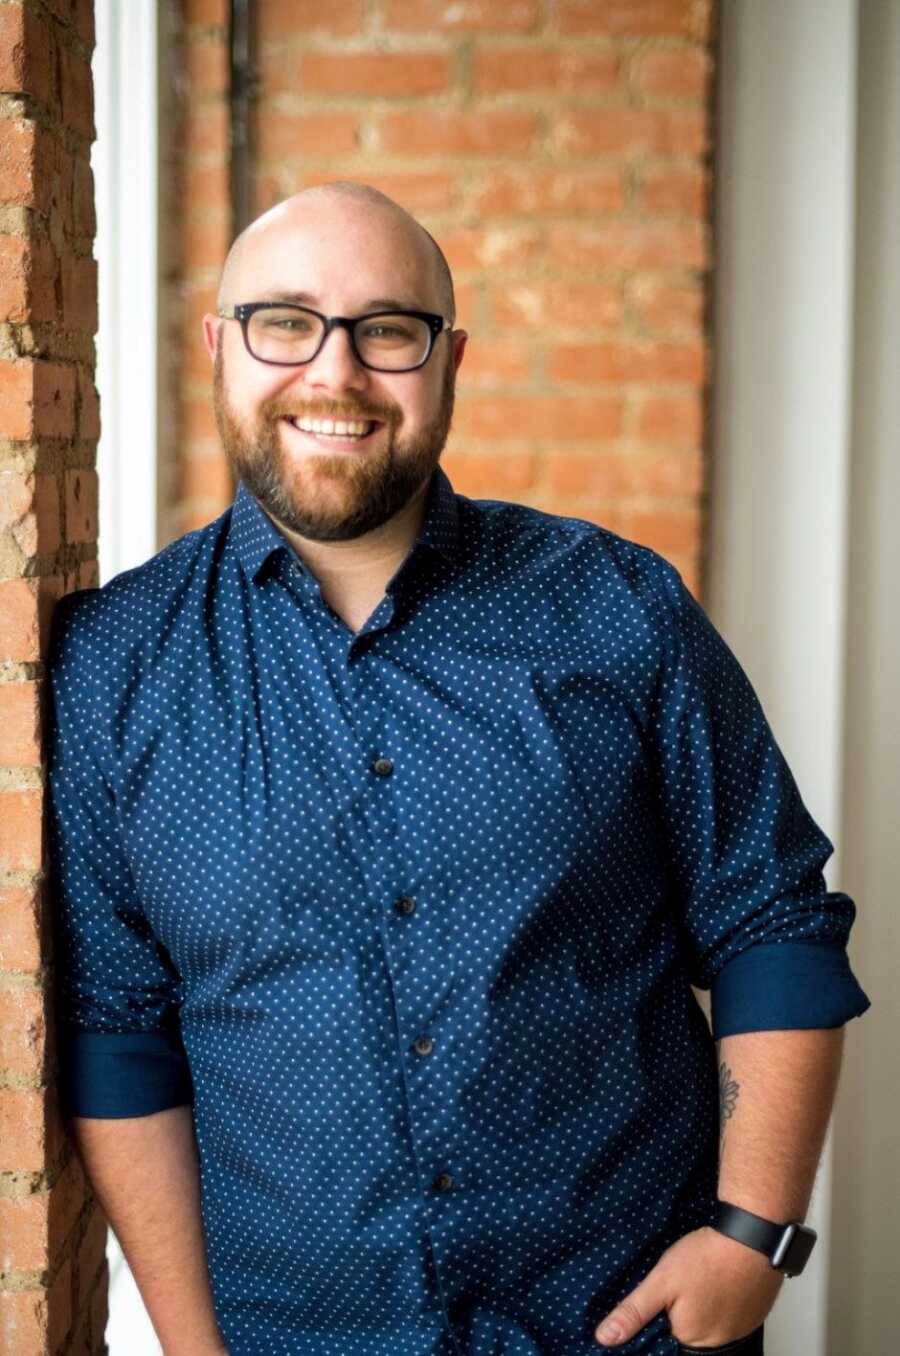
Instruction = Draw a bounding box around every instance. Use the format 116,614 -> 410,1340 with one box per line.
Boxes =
262,396 -> 401,426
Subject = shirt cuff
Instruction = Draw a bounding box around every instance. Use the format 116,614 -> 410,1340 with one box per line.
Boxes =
59,1030 -> 194,1118
710,940 -> 872,1039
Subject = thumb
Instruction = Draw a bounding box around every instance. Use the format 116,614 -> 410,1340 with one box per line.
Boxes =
594,1267 -> 669,1347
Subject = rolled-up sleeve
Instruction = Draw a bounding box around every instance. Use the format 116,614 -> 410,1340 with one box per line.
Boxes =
46,592 -> 193,1117
646,559 -> 871,1040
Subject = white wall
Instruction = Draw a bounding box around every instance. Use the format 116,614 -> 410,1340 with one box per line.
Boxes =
827,2 -> 900,1352
711,2 -> 895,1353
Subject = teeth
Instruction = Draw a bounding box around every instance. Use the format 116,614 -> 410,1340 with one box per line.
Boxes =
291,417 -> 372,438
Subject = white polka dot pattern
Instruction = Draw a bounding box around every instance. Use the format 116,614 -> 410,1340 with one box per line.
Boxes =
46,467 -> 869,1355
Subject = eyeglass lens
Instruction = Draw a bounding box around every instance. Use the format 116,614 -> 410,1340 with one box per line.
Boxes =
246,307 -> 433,370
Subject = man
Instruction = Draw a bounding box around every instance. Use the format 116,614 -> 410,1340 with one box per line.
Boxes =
47,182 -> 870,1356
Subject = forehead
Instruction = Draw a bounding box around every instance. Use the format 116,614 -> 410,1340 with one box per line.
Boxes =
231,200 -> 438,310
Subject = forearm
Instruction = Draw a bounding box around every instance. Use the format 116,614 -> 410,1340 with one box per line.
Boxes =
70,1103 -> 228,1356
715,1026 -> 845,1220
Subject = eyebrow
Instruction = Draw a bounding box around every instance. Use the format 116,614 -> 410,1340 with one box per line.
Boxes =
255,289 -> 427,313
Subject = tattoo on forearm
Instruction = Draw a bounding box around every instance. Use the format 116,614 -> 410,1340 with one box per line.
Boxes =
718,1060 -> 741,1145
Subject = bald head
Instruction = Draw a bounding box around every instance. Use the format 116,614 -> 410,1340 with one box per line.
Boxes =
216,181 -> 455,325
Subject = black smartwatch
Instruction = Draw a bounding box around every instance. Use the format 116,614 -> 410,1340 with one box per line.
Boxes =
711,1200 -> 817,1277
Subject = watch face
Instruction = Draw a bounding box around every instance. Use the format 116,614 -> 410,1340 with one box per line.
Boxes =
773,1223 -> 817,1274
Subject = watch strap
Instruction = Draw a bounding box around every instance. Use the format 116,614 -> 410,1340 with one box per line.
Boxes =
712,1200 -> 817,1275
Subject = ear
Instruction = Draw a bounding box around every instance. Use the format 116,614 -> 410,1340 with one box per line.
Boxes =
201,313 -> 220,363
451,329 -> 468,373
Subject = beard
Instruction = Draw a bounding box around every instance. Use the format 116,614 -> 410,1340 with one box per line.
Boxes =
212,340 -> 457,542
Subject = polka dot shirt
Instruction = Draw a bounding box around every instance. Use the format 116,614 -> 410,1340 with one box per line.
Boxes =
46,467 -> 870,1355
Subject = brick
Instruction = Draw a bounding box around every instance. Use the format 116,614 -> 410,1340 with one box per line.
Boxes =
325,170 -> 458,213
184,104 -> 229,156
0,1183 -> 48,1283
0,359 -> 34,439
377,109 -> 538,157
180,449 -> 233,503
471,167 -> 624,217
35,361 -> 78,438
553,107 -> 709,157
301,51 -> 452,97
634,392 -> 703,445
46,1248 -> 72,1353
548,339 -> 707,385
90,1278 -> 109,1355
439,225 -> 543,274
51,1152 -> 90,1258
0,233 -> 29,321
491,281 -> 624,332
183,215 -> 232,273
72,156 -> 96,236
78,1208 -> 110,1292
626,275 -> 704,335
0,884 -> 43,973
0,1085 -> 46,1173
457,340 -> 531,387
30,237 -> 60,323
617,505 -> 702,555
186,38 -> 229,95
0,987 -> 46,1081
0,4 -> 55,107
183,161 -> 230,202
60,43 -> 94,140
454,393 -> 622,443
0,233 -> 57,325
77,368 -> 100,440
74,0 -> 95,48
77,557 -> 99,590
257,111 -> 360,160
441,447 -> 540,496
185,0 -> 228,26
472,46 -> 619,95
0,1289 -> 48,1351
547,221 -> 708,270
61,253 -> 98,333
546,448 -> 633,498
0,681 -> 43,768
0,119 -> 55,212
182,398 -> 219,446
65,468 -> 99,544
557,0 -> 708,39
0,576 -> 63,663
637,165 -> 709,217
382,0 -> 540,31
0,788 -> 44,873
258,0 -> 364,38
631,47 -> 712,99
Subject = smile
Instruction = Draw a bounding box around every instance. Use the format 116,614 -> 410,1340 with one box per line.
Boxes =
287,416 -> 377,440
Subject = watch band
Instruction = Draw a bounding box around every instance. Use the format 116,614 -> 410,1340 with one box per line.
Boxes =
712,1200 -> 817,1276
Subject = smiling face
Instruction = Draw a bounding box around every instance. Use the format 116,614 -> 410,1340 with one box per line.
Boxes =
204,191 -> 467,543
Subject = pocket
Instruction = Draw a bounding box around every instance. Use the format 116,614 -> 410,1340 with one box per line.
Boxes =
676,1323 -> 764,1355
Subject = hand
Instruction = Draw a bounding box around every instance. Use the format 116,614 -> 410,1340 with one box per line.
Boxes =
594,1226 -> 784,1348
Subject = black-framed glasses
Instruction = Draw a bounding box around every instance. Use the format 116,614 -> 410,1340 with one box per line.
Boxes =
217,302 -> 452,373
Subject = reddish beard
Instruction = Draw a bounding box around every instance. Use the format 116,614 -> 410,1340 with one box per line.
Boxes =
212,340 -> 456,542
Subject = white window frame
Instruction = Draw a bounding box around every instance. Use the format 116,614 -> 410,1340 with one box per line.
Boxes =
91,4 -> 163,1352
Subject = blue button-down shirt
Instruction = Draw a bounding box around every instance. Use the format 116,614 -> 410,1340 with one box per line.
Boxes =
47,467 -> 870,1356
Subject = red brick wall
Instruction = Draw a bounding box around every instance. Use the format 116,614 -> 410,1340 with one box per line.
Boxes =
0,1 -> 107,1351
176,0 -> 716,593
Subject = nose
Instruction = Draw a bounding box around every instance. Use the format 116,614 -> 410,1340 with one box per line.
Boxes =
295,322 -> 369,394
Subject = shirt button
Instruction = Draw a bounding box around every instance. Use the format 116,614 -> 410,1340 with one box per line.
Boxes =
432,1172 -> 454,1192
394,895 -> 416,916
372,757 -> 394,776
413,1035 -> 434,1056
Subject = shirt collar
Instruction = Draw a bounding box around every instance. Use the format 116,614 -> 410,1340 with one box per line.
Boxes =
228,464 -> 462,587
